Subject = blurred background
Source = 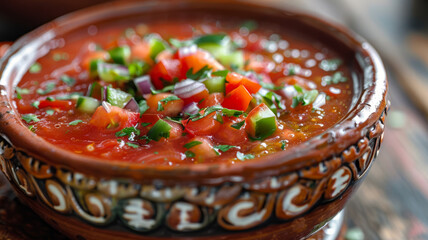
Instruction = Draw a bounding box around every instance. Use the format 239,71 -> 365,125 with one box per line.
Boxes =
1,0 -> 428,239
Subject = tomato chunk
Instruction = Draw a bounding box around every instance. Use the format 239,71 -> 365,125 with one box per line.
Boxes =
145,93 -> 184,117
149,59 -> 183,89
225,72 -> 261,94
222,85 -> 252,111
181,50 -> 224,74
89,105 -> 139,129
199,93 -> 224,108
38,100 -> 74,110
214,116 -> 247,145
182,112 -> 221,136
185,137 -> 217,163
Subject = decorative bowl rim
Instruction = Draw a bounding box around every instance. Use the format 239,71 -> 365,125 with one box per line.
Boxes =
0,0 -> 388,183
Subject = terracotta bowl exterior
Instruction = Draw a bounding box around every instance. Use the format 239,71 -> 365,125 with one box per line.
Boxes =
0,1 -> 388,239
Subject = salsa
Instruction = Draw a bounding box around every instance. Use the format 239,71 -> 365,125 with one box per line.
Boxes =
13,16 -> 353,165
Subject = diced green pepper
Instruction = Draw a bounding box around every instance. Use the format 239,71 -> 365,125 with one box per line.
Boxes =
202,76 -> 225,93
108,46 -> 131,65
128,60 -> 150,77
147,119 -> 172,141
246,103 -> 277,140
104,86 -> 132,108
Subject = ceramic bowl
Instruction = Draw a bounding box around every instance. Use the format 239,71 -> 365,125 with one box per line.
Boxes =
0,1 -> 388,239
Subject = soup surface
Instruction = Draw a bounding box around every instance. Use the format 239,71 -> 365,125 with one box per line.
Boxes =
13,15 -> 353,165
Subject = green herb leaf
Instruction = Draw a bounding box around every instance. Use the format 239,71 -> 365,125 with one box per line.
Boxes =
141,122 -> 151,127
319,59 -> 342,72
69,120 -> 83,125
22,114 -> 40,123
29,63 -> 42,74
157,95 -> 181,111
150,85 -> 174,95
128,60 -> 150,77
138,100 -> 149,116
214,145 -> 238,153
52,52 -> 69,61
230,120 -> 245,130
291,85 -> 319,108
185,150 -> 195,158
55,92 -> 83,100
31,101 -> 40,109
169,38 -> 194,48
60,74 -> 76,87
115,126 -> 140,141
186,65 -> 212,80
280,140 -> 288,150
236,152 -> 255,161
36,82 -> 56,95
260,81 -> 282,91
28,125 -> 36,132
15,87 -> 30,99
184,141 -> 202,149
126,142 -> 140,148
212,70 -> 229,77
188,106 -> 246,122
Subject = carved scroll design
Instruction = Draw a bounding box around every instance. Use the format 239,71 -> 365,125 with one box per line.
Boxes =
0,108 -> 387,233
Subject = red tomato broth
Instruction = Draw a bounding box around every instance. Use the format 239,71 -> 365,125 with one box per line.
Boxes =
13,15 -> 353,165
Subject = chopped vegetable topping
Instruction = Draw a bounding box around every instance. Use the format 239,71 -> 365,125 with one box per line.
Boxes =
184,141 -> 202,149
22,114 -> 40,123
36,82 -> 56,95
29,63 -> 42,73
319,59 -> 342,71
60,74 -> 76,87
291,85 -> 319,108
69,120 -> 83,125
236,152 -> 255,161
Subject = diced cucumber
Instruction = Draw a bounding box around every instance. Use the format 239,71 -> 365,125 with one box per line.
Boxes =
194,34 -> 230,46
97,62 -> 130,82
108,46 -> 131,65
202,77 -> 225,93
76,96 -> 100,114
149,38 -> 168,60
128,60 -> 150,77
104,86 -> 132,108
246,103 -> 277,140
218,50 -> 244,69
89,59 -> 103,78
198,43 -> 230,59
147,119 -> 172,141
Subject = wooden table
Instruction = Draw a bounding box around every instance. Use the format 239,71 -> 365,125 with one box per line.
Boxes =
1,1 -> 428,239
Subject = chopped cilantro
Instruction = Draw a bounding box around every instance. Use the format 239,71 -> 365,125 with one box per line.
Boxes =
36,82 -> 56,95
291,85 -> 319,108
29,63 -> 42,74
214,145 -> 238,153
212,70 -> 229,77
28,125 -> 36,132
126,142 -> 140,148
231,120 -> 245,130
31,101 -> 40,109
280,140 -> 288,150
69,120 -> 83,125
184,141 -> 202,149
46,97 -> 55,101
141,122 -> 151,127
138,100 -> 149,116
150,85 -> 174,95
115,127 -> 140,141
52,52 -> 69,61
15,87 -> 30,99
259,81 -> 283,91
185,150 -> 195,158
157,95 -> 181,111
56,92 -> 83,100
319,59 -> 342,72
186,65 -> 212,80
22,114 -> 40,123
60,74 -> 76,87
188,106 -> 246,122
236,152 -> 255,161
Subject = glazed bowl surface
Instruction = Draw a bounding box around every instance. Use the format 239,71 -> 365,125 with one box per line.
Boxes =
0,1 -> 388,239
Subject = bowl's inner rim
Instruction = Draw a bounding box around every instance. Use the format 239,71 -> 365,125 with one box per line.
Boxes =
0,0 -> 387,182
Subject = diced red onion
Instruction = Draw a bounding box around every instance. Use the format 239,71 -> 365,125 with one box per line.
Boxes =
177,44 -> 197,59
123,98 -> 139,112
101,86 -> 108,102
134,75 -> 153,95
101,101 -> 111,113
312,93 -> 326,109
174,79 -> 206,99
183,102 -> 200,115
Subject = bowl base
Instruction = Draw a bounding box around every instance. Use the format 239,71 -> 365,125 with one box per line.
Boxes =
308,210 -> 346,240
